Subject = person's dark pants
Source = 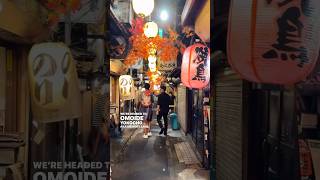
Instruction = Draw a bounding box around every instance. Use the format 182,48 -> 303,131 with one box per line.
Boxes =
157,111 -> 168,133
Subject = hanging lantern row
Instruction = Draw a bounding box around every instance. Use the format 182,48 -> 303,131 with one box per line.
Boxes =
181,43 -> 210,89
145,69 -> 163,94
132,0 -> 154,17
148,45 -> 157,55
125,21 -> 179,66
149,71 -> 161,81
227,0 -> 320,85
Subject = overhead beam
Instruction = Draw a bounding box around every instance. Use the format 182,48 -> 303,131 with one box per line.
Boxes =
181,0 -> 206,26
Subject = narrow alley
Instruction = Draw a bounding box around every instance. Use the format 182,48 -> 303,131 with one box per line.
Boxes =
111,121 -> 209,180
109,0 -> 212,179
2,0 -> 319,179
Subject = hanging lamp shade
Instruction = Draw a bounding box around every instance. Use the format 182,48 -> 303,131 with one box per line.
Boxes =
150,67 -> 157,72
119,75 -> 134,100
181,43 -> 210,89
148,55 -> 157,63
227,0 -> 320,84
148,55 -> 157,72
132,0 -> 154,17
27,42 -> 82,122
144,21 -> 158,38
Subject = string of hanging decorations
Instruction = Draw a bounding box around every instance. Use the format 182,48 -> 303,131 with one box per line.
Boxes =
127,0 -> 181,92
124,17 -> 179,67
129,0 -> 211,90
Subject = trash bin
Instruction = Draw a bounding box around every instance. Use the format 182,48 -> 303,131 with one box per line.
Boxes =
170,112 -> 180,130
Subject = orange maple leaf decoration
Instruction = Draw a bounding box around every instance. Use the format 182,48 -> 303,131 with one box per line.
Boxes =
42,0 -> 81,26
69,0 -> 81,12
146,71 -> 153,77
124,20 -> 179,66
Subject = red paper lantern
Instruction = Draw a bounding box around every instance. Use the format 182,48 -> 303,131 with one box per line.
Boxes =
181,43 -> 210,89
228,0 -> 320,84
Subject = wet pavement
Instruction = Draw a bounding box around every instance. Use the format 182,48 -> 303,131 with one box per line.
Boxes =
111,120 -> 209,180
110,128 -> 136,164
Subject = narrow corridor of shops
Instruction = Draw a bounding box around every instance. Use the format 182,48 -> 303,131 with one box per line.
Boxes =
111,120 -> 209,180
108,0 -> 212,178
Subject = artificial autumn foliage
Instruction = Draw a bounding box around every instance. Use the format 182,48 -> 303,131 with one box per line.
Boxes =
124,18 -> 179,66
146,71 -> 153,78
147,70 -> 164,86
129,17 -> 145,35
40,0 -> 81,26
44,0 -> 80,12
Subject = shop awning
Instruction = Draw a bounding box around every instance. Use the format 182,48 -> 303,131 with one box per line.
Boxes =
181,0 -> 207,26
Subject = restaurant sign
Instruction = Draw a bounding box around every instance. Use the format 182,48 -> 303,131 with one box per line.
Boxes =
158,60 -> 176,72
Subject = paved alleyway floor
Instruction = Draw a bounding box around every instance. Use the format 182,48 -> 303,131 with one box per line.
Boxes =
111,120 -> 209,180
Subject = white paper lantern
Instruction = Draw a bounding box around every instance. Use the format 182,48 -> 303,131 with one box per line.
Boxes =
119,75 -> 134,100
132,0 -> 154,17
148,55 -> 157,72
148,55 -> 157,63
144,21 -> 158,38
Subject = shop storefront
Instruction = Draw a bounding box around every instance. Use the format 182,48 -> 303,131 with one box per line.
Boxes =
0,42 -> 30,178
176,0 -> 211,169
110,59 -> 124,134
175,47 -> 211,169
295,60 -> 320,180
212,0 -> 320,179
0,1 -> 51,178
0,1 -> 111,179
186,87 -> 211,169
212,67 -> 248,179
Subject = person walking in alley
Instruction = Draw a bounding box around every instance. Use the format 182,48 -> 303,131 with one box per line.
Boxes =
157,85 -> 171,136
138,83 -> 153,139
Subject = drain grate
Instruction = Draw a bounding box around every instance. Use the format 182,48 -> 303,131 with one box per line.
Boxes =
174,142 -> 200,165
